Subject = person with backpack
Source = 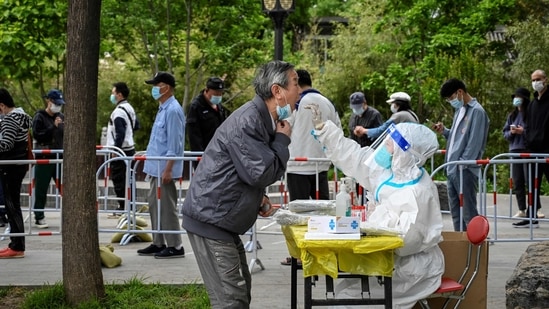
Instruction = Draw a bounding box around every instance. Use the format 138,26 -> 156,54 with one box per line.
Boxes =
107,82 -> 139,216
31,89 -> 66,228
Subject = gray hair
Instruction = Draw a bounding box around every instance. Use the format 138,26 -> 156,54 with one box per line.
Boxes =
253,60 -> 295,100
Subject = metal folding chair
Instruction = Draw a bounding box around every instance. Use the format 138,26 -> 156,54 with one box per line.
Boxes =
419,215 -> 490,309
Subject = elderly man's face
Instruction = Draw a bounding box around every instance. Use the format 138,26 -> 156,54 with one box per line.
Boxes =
531,71 -> 546,84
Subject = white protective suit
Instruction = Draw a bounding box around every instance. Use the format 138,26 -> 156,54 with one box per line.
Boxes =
313,121 -> 444,309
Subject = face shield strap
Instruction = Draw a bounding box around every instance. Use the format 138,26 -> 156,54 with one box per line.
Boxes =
388,123 -> 410,151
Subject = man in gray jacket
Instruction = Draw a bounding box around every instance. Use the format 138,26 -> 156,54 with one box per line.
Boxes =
182,60 -> 298,309
433,78 -> 489,231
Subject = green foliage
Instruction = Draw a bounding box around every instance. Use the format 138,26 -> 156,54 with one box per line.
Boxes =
100,0 -> 271,108
0,279 -> 210,309
0,0 -> 67,103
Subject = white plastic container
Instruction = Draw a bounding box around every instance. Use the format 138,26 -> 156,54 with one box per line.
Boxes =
335,181 -> 351,217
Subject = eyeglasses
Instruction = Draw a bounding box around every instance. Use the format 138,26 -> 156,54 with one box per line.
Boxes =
445,91 -> 458,103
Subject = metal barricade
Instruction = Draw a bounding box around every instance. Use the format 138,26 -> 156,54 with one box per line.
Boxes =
483,153 -> 549,242
432,155 -> 549,242
95,153 -> 198,245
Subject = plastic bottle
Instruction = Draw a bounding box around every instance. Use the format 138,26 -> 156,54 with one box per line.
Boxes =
336,181 -> 351,217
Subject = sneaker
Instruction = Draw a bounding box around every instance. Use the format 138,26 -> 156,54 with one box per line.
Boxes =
0,248 -> 24,258
137,244 -> 166,256
107,212 -> 122,219
34,219 -> 49,229
537,211 -> 545,218
154,247 -> 185,259
513,210 -> 526,218
512,220 -> 539,228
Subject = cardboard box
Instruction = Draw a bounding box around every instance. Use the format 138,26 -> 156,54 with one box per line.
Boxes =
413,231 -> 488,308
307,216 -> 360,234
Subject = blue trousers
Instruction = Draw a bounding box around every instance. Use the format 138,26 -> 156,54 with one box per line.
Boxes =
447,169 -> 479,231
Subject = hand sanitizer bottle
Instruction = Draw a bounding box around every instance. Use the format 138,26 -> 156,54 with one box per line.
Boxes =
336,179 -> 351,217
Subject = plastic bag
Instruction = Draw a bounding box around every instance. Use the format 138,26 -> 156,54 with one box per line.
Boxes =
288,199 -> 336,215
274,209 -> 309,226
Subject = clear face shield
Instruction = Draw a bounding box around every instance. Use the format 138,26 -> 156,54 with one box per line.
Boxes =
364,123 -> 412,171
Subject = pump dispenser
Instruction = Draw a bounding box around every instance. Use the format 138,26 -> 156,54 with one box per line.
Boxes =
336,177 -> 352,217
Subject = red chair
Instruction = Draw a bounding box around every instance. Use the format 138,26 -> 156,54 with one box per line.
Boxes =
418,215 -> 490,309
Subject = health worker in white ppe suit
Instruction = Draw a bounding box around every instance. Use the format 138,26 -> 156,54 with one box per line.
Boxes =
306,104 -> 444,309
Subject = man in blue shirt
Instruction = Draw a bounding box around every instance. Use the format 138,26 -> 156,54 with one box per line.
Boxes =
137,72 -> 185,258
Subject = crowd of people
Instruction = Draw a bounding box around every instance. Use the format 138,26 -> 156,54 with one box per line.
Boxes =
1,60 -> 548,308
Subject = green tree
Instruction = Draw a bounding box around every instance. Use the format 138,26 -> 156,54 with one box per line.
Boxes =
0,0 -> 67,109
100,0 -> 270,107
299,0 -> 522,157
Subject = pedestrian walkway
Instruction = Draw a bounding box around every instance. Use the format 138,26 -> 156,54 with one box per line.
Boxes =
0,194 -> 548,308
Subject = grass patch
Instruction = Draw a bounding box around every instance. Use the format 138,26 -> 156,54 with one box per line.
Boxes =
0,278 -> 209,309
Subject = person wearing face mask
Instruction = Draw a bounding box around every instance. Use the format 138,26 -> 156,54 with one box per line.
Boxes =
523,69 -> 549,224
31,89 -> 66,229
0,88 -> 33,258
186,76 -> 231,168
503,88 -> 531,222
432,78 -> 489,231
361,91 -> 419,140
106,82 -> 139,216
138,72 -> 186,259
348,91 -> 383,148
280,69 -> 342,266
305,105 -> 444,308
182,61 -> 296,308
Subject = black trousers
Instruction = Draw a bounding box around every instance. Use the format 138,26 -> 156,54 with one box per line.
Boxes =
0,164 -> 28,251
286,172 -> 330,201
110,149 -> 135,210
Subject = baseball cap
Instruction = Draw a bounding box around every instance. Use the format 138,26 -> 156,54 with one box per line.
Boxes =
349,92 -> 365,106
145,72 -> 176,88
206,77 -> 225,91
386,92 -> 411,104
44,89 -> 65,105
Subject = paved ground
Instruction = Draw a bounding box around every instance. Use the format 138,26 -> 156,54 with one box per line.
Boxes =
0,194 -> 548,308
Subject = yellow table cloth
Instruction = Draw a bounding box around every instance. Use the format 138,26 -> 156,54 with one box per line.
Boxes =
281,225 -> 404,278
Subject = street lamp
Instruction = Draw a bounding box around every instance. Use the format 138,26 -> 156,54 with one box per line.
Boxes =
262,0 -> 295,61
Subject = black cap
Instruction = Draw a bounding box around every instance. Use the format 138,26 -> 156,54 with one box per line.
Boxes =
349,92 -> 365,106
511,87 -> 530,99
206,77 -> 224,91
145,72 -> 176,88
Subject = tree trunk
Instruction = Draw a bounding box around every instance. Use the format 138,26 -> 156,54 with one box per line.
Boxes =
63,0 -> 105,305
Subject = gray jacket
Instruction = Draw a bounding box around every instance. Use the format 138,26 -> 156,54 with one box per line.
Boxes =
442,98 -> 490,175
182,95 -> 290,240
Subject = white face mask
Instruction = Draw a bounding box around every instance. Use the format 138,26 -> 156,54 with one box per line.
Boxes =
532,80 -> 545,93
50,104 -> 62,113
390,103 -> 399,114
352,107 -> 363,115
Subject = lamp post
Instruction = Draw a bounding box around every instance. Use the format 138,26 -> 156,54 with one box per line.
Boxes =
262,0 -> 295,61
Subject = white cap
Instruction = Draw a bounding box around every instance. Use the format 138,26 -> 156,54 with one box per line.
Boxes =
386,92 -> 411,104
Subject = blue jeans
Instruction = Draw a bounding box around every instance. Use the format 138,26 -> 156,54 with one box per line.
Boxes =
447,169 -> 479,231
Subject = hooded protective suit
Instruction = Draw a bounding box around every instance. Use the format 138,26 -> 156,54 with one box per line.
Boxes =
313,120 -> 444,309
